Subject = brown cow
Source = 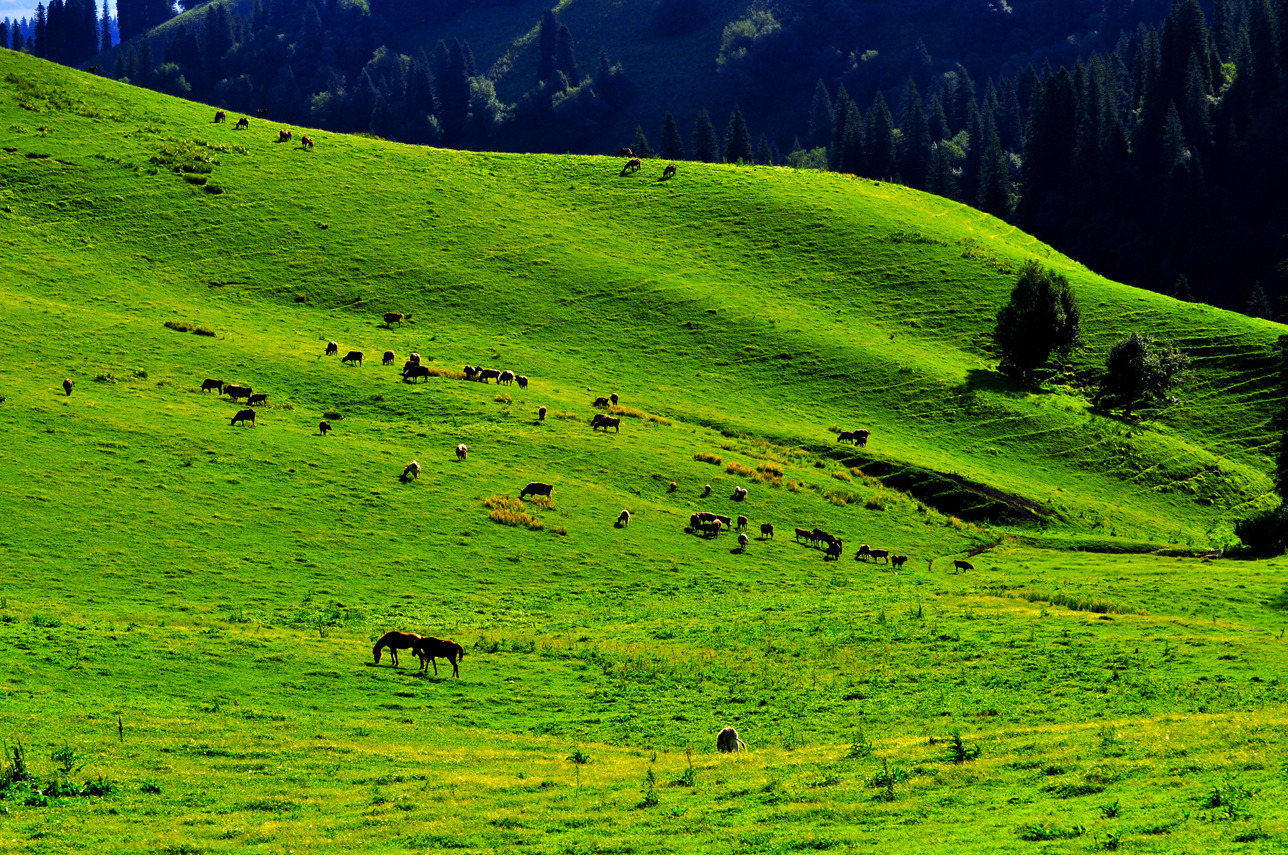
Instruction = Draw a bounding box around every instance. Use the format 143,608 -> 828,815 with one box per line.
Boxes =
201,378 -> 223,393
615,147 -> 635,157
592,414 -> 621,432
498,370 -> 516,386
403,364 -> 430,383
383,350 -> 395,365
278,128 -> 293,143
456,443 -> 468,461
736,515 -> 748,530
235,117 -> 249,130
891,555 -> 908,569
214,110 -> 226,123
538,406 -> 547,421
325,341 -> 338,356
247,393 -> 268,406
477,368 -> 501,383
383,312 -> 403,327
662,163 -> 677,179
516,375 -> 529,389
225,384 -> 253,401
342,350 -> 364,366
319,420 -> 331,436
519,481 -> 554,500
716,727 -> 746,752
760,523 -> 774,539
593,396 -> 610,407
701,484 -> 712,498
230,408 -> 256,426
62,378 -> 74,396
300,135 -> 314,149
953,559 -> 974,571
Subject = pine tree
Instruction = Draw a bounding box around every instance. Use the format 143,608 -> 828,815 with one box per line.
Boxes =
897,78 -> 930,190
806,79 -> 832,149
977,125 -> 1011,218
865,90 -> 896,180
554,24 -> 578,86
1172,274 -> 1194,301
828,84 -> 852,171
33,3 -> 46,58
632,125 -> 652,158
660,112 -> 685,160
723,103 -> 753,164
1248,281 -> 1274,319
692,109 -> 719,162
99,0 -> 111,51
0,22 -> 8,51
537,9 -> 557,81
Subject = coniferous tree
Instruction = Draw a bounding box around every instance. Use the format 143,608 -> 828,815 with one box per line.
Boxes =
1248,281 -> 1274,319
439,39 -> 472,144
553,24 -> 578,86
33,3 -> 46,58
0,22 -> 7,49
691,109 -> 719,162
537,9 -> 557,81
806,79 -> 832,150
1172,274 -> 1194,301
632,125 -> 652,158
977,125 -> 1011,218
897,78 -> 930,190
865,90 -> 896,180
660,112 -> 685,160
828,84 -> 852,171
99,0 -> 111,50
723,103 -> 753,164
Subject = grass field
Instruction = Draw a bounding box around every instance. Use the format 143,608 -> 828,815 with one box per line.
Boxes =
2,50 -> 1287,853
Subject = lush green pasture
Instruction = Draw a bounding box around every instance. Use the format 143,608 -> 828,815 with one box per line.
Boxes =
1,51 -> 1287,853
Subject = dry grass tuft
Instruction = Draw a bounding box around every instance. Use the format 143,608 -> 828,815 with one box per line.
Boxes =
694,452 -> 722,466
484,495 -> 544,530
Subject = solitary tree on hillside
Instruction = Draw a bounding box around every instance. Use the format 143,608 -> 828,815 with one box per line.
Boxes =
1093,332 -> 1190,418
993,261 -> 1083,381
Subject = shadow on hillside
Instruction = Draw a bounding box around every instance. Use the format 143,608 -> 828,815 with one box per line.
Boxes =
957,368 -> 1030,398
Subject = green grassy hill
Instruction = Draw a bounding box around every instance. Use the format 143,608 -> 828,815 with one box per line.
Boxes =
2,51 -> 1287,854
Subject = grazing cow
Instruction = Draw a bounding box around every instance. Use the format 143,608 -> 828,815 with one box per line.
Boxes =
825,539 -> 844,560
319,420 -> 331,436
402,461 -> 421,480
591,414 -> 621,432
869,548 -> 890,564
593,396 -> 610,407
736,515 -> 748,530
701,484 -> 712,498
662,163 -> 677,179
610,392 -> 619,405
62,378 -> 74,396
516,375 -> 528,389
300,135 -> 314,150
617,509 -> 631,527
738,532 -> 749,550
201,378 -> 224,393
225,384 -> 253,401
235,117 -> 248,130
712,514 -> 733,528
699,520 -> 722,536
383,350 -> 395,366
257,108 -> 268,118
88,65 -> 99,74
854,429 -> 871,447
761,523 -> 774,539
891,554 -> 908,569
794,527 -> 812,543
478,368 -> 501,383
615,147 -> 635,157
407,352 -> 421,365
463,365 -> 478,380
668,481 -> 677,493
325,341 -> 338,356
716,727 -> 746,753
519,481 -> 554,501
230,408 -> 256,426
856,543 -> 872,561
814,530 -> 837,548
247,393 -> 268,406
620,157 -> 642,175
383,312 -> 403,327
456,443 -> 468,461
214,110 -> 226,123
837,431 -> 858,444
689,513 -> 702,531
403,365 -> 430,383
278,129 -> 293,142
538,406 -> 547,421
498,370 -> 516,386
342,350 -> 364,366
953,559 -> 974,571
731,486 -> 748,502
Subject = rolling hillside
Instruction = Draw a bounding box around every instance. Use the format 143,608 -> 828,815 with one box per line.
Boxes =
2,50 -> 1287,854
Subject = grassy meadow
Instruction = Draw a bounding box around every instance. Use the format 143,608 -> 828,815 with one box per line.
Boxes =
1,49 -> 1287,853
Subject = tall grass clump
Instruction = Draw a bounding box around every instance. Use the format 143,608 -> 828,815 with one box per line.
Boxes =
484,496 -> 544,530
694,452 -> 722,465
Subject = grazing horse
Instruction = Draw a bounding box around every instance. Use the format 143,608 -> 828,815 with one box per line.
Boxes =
235,117 -> 249,130
278,129 -> 293,143
372,630 -> 425,667
214,110 -> 226,123
300,135 -> 314,149
257,108 -> 269,118
615,147 -> 635,157
662,163 -> 677,179
383,350 -> 396,365
620,157 -> 642,175
416,637 -> 466,677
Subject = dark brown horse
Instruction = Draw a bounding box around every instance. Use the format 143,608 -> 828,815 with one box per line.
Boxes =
416,637 -> 466,677
373,630 -> 425,667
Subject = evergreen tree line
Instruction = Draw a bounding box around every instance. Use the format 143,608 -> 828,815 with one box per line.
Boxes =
1,16 -> 38,52
774,0 -> 1288,312
6,0 -> 113,63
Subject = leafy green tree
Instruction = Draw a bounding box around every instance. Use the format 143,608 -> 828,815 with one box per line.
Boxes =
660,112 -> 685,160
993,261 -> 1083,381
723,103 -> 753,164
1093,332 -> 1190,417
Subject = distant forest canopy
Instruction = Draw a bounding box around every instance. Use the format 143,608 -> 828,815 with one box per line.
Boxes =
9,0 -> 1288,310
